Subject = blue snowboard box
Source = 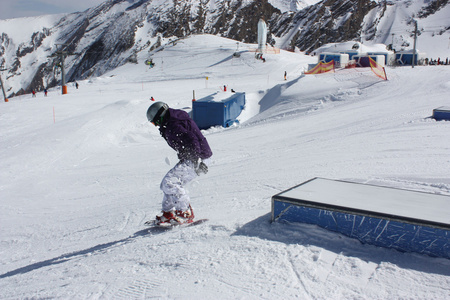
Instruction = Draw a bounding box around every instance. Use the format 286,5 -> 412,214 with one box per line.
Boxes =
432,106 -> 450,121
272,178 -> 450,259
193,92 -> 245,130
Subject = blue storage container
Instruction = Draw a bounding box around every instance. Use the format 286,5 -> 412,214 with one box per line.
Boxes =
395,52 -> 425,65
433,106 -> 450,121
193,92 -> 245,130
318,52 -> 349,67
340,50 -> 359,60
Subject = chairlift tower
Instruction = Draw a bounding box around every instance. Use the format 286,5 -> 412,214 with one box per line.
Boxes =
50,43 -> 74,94
412,20 -> 418,68
0,68 -> 8,102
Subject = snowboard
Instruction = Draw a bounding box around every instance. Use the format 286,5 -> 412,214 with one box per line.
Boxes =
144,218 -> 208,229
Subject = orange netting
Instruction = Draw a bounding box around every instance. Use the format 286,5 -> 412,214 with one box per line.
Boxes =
305,60 -> 335,75
369,57 -> 387,80
248,46 -> 280,54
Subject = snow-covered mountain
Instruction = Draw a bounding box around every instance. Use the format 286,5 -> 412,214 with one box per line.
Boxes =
0,0 -> 449,97
1,33 -> 449,299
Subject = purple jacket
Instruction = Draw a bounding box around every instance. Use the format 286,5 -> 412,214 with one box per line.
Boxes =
159,108 -> 212,162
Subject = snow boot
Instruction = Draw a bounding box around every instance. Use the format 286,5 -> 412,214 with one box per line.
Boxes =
156,210 -> 182,225
175,204 -> 195,223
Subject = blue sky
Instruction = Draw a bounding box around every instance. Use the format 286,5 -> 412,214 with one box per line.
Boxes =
0,0 -> 106,20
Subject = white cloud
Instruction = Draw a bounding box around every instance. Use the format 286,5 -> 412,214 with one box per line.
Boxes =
0,0 -> 106,20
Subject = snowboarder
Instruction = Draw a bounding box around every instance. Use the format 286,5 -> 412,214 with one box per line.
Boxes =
44,88 -> 48,96
32,90 -> 36,97
146,101 -> 212,225
284,71 -> 287,80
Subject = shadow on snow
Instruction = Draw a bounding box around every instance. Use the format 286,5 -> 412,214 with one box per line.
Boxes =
232,213 -> 450,276
0,227 -> 168,279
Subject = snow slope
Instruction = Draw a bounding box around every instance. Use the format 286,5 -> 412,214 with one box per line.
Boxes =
366,0 -> 450,58
1,34 -> 449,299
269,0 -> 322,12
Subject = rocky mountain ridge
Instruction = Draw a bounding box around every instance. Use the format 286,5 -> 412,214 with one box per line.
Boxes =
0,0 -> 448,97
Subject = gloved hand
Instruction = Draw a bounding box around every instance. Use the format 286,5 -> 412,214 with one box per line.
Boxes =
195,161 -> 208,175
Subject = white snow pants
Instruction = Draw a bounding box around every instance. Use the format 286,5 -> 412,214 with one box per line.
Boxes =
160,159 -> 209,212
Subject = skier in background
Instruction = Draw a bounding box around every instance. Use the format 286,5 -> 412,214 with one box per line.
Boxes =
146,101 -> 212,225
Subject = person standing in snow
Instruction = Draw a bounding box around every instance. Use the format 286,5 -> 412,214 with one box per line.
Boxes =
146,101 -> 212,225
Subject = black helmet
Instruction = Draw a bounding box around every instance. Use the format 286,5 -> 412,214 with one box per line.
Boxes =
147,101 -> 169,125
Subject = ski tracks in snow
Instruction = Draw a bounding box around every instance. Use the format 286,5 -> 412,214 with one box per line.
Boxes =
285,246 -> 313,300
280,244 -> 381,299
104,278 -> 165,299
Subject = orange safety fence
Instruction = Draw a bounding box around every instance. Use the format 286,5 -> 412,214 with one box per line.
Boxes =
305,60 -> 335,75
248,46 -> 280,54
369,57 -> 388,80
